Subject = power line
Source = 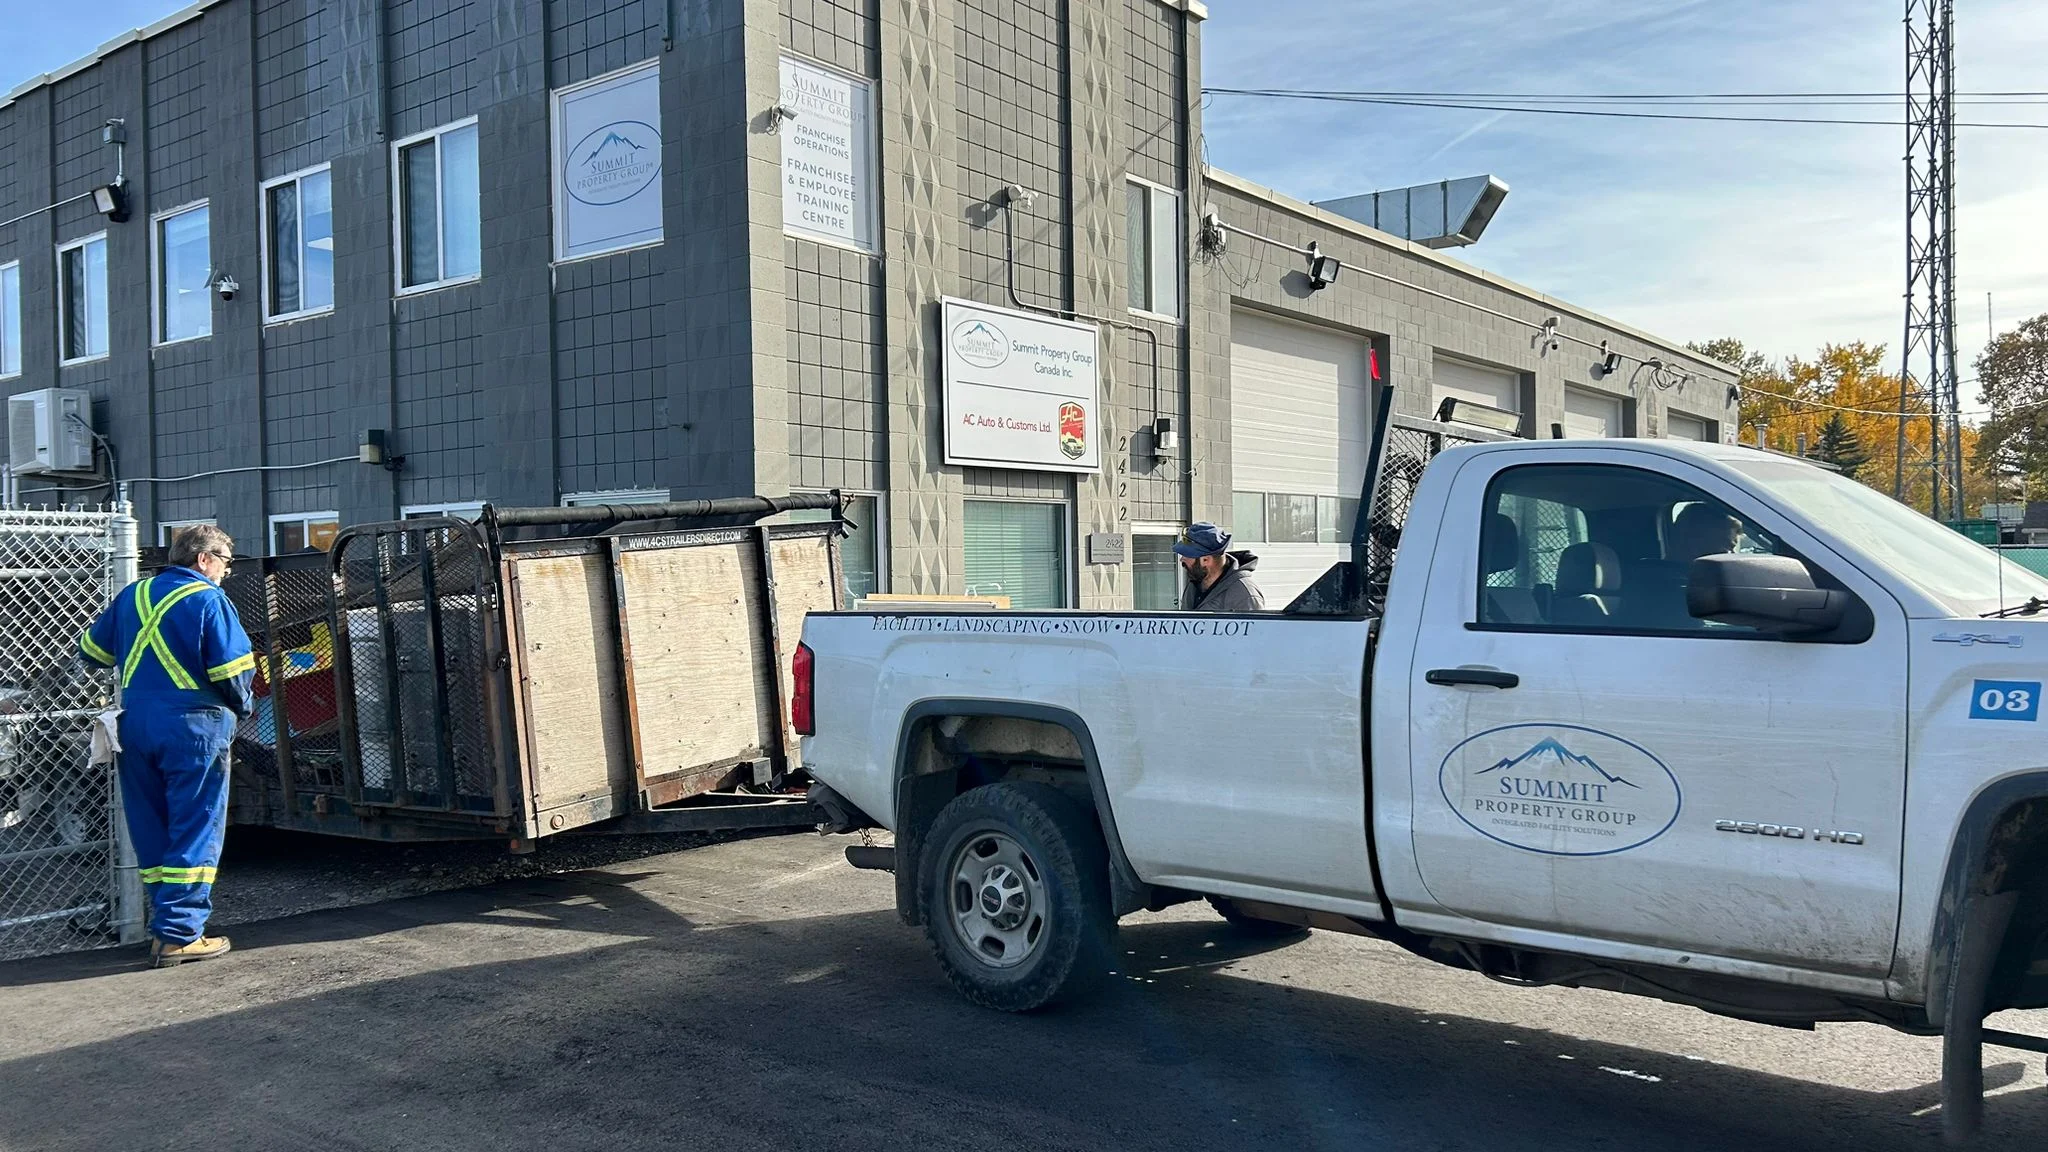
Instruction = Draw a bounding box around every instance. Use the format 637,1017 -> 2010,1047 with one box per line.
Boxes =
1201,89 -> 2048,129
1204,87 -> 2048,100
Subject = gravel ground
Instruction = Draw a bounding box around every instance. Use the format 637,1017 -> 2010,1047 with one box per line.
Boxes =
207,824 -> 757,925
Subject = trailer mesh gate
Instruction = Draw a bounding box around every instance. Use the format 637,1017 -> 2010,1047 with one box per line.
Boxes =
0,507 -> 140,961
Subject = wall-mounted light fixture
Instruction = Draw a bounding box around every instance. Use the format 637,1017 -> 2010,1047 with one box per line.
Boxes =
91,183 -> 129,223
359,429 -> 404,472
1306,242 -> 1341,291
1595,341 -> 1623,378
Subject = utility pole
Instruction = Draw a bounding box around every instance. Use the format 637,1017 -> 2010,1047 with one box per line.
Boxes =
1898,0 -> 1962,519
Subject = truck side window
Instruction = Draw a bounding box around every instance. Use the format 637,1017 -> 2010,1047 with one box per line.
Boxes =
1476,464 -> 1788,637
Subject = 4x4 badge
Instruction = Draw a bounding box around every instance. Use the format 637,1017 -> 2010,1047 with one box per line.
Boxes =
1933,633 -> 2023,648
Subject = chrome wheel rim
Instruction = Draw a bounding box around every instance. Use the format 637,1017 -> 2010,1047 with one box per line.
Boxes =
947,830 -> 1048,969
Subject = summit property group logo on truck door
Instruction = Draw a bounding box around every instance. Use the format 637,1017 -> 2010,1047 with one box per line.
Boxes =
1439,723 -> 1682,856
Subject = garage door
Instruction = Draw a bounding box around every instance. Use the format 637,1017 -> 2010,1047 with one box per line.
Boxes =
1432,355 -> 1520,415
1230,310 -> 1373,605
1666,412 -> 1711,441
1562,387 -> 1623,438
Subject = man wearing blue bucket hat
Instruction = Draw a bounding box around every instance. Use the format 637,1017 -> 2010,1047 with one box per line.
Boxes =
1173,521 -> 1265,612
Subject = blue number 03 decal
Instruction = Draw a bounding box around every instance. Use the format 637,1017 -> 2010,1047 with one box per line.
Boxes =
1970,679 -> 2042,722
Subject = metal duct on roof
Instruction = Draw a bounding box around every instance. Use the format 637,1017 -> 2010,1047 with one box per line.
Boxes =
1314,175 -> 1510,249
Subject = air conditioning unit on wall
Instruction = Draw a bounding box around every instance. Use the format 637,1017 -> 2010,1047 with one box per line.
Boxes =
8,389 -> 96,475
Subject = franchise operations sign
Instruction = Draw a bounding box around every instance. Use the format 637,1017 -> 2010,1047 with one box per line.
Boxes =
779,56 -> 875,251
552,59 -> 663,261
942,298 -> 1101,474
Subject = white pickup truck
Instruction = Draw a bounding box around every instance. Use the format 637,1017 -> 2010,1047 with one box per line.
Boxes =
795,426 -> 2048,1140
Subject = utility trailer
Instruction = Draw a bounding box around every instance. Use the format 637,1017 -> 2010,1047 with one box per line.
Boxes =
218,493 -> 848,845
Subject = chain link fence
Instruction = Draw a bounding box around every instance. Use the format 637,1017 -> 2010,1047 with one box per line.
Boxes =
0,505 -> 142,961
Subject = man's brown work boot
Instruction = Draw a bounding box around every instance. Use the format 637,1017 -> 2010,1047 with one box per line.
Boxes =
150,936 -> 231,968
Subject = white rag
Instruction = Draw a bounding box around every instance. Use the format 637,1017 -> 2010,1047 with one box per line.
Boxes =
89,707 -> 122,766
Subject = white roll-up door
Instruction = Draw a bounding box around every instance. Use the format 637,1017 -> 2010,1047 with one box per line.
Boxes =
1666,412 -> 1711,441
1562,387 -> 1623,438
1230,310 -> 1373,605
1432,354 -> 1520,414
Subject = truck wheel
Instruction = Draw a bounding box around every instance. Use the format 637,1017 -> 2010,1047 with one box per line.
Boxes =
1206,896 -> 1311,939
919,781 -> 1114,1012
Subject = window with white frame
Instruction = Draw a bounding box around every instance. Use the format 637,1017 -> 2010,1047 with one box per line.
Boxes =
264,166 -> 334,320
58,234 -> 109,363
402,502 -> 485,520
154,202 -> 212,344
789,491 -> 885,603
270,511 -> 340,554
394,120 -> 481,291
0,261 -> 20,378
1130,524 -> 1182,611
157,518 -> 218,547
1125,177 -> 1182,319
561,489 -> 669,507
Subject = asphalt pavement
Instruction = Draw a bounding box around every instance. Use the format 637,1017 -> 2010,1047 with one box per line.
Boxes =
4,832 -> 2048,1151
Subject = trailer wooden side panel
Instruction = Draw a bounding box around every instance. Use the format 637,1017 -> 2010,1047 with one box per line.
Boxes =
512,553 -> 633,814
769,534 -> 838,768
619,543 -> 776,792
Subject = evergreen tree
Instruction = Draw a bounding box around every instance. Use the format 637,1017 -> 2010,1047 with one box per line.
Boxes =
1811,411 -> 1869,479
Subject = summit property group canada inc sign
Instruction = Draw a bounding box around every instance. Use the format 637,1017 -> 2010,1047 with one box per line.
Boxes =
941,298 -> 1102,474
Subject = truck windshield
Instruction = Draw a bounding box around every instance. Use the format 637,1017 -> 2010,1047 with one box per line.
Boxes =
1730,457 -> 2048,615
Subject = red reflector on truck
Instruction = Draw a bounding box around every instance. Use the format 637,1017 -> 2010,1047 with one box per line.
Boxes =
792,642 -> 815,736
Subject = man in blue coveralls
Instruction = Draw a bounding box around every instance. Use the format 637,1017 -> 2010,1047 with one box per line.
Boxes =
81,524 -> 256,968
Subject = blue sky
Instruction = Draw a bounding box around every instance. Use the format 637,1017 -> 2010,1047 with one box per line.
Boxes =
10,0 -> 2046,383
1201,0 -> 2048,384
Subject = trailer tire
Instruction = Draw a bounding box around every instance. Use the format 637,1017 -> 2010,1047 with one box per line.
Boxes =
1206,896 -> 1311,939
919,781 -> 1114,1012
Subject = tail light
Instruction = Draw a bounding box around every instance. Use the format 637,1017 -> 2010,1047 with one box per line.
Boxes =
792,642 -> 815,736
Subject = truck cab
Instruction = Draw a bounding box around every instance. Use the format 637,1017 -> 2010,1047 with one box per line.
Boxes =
797,433 -> 2048,1142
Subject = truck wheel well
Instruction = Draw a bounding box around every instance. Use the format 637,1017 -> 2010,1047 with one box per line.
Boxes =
889,706 -> 1165,926
1975,798 -> 2048,1014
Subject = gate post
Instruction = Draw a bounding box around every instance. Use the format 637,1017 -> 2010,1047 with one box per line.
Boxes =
107,504 -> 146,946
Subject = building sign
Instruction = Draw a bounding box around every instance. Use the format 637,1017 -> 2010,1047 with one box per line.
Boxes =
942,298 -> 1102,474
552,60 -> 663,261
779,56 -> 875,252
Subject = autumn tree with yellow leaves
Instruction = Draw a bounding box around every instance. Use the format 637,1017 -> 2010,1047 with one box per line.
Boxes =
1688,338 -> 2000,517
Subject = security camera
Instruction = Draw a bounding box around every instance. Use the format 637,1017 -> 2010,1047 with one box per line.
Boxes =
215,274 -> 239,302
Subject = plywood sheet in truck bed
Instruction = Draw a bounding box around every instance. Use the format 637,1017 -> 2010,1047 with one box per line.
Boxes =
770,533 -> 838,767
619,543 -> 776,787
512,553 -> 632,809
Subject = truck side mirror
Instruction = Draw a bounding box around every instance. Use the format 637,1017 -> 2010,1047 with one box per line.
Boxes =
1686,553 -> 1851,636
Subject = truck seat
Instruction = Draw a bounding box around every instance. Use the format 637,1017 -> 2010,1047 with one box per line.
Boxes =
1552,542 -> 1622,626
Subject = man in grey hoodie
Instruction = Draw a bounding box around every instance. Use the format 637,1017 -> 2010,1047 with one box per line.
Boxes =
1174,521 -> 1266,612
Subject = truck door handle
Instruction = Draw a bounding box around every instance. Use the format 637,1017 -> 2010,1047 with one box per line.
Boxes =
1425,667 -> 1520,689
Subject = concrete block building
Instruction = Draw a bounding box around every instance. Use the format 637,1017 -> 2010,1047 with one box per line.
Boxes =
0,0 -> 1737,609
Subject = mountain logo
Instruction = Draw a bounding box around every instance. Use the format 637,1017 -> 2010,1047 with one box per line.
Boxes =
564,120 -> 662,207
1439,724 -> 1681,856
950,318 -> 1011,369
